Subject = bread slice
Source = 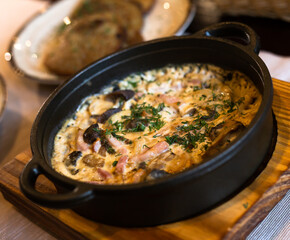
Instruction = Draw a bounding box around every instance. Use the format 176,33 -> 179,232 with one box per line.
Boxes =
43,14 -> 125,76
43,0 -> 146,76
70,0 -> 143,43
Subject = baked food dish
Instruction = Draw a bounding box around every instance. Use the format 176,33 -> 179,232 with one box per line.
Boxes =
51,63 -> 261,184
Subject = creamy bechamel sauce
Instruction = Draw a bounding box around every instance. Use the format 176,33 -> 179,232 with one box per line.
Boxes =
51,63 -> 261,184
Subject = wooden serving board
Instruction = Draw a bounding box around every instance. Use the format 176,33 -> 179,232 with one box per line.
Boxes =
0,78 -> 289,240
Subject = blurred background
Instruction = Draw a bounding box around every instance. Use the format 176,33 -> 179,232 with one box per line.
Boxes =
189,0 -> 290,56
188,0 -> 290,82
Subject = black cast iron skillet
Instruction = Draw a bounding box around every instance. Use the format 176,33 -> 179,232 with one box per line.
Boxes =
20,22 -> 276,227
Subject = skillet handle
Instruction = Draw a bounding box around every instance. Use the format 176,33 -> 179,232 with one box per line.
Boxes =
192,22 -> 260,54
19,157 -> 93,209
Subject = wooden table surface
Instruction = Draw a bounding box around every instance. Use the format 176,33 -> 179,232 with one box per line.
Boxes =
0,1 -> 289,240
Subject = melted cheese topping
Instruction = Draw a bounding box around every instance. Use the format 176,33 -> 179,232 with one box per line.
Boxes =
51,63 -> 261,184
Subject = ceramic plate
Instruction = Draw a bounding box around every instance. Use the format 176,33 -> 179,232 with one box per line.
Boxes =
7,0 -> 195,85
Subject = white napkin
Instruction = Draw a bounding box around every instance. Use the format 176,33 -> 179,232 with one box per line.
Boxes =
259,51 -> 290,82
247,190 -> 290,240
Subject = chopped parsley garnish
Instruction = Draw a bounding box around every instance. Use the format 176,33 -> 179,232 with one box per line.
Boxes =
102,141 -> 116,154
106,102 -> 165,134
128,80 -> 138,88
112,132 -> 132,144
199,94 -> 207,101
193,86 -> 200,91
177,117 -> 209,132
165,115 -> 209,151
212,91 -> 217,100
127,102 -> 161,118
165,132 -> 206,151
112,160 -> 118,167
223,100 -> 236,113
109,120 -> 124,133
223,97 -> 244,113
243,202 -> 249,209
91,127 -> 115,154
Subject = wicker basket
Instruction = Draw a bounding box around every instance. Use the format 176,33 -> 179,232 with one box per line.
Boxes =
196,0 -> 290,22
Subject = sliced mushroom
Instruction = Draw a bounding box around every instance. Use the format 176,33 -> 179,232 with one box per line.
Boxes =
100,138 -> 116,154
204,120 -> 245,158
106,89 -> 135,102
125,119 -> 149,131
82,154 -> 105,167
96,107 -> 122,123
186,108 -> 197,116
98,146 -> 107,157
212,120 -> 245,147
83,123 -> 117,154
64,151 -> 82,167
130,169 -> 147,183
208,122 -> 225,140
146,151 -> 175,170
83,123 -> 100,144
138,161 -> 147,169
69,169 -> 80,175
146,169 -> 170,181
201,108 -> 219,121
